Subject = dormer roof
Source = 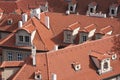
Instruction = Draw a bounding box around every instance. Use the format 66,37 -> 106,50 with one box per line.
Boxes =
66,22 -> 80,31
100,26 -> 113,35
90,51 -> 111,61
84,24 -> 96,32
19,24 -> 36,34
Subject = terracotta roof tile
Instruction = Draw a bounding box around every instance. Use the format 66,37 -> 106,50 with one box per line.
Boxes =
11,35 -> 120,80
66,22 -> 80,30
90,51 -> 111,61
84,24 -> 96,32
100,26 -> 113,34
0,61 -> 24,68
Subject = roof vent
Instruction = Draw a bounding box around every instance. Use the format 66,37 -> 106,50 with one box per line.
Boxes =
7,19 -> 13,25
72,62 -> 81,71
54,45 -> 58,51
112,54 -> 117,60
35,70 -> 42,80
22,13 -> 28,24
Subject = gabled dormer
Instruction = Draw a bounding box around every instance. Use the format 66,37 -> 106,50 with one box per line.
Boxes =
109,4 -> 119,17
67,0 -> 77,13
16,24 -> 36,46
87,2 -> 97,13
63,22 -> 80,43
89,51 -> 112,75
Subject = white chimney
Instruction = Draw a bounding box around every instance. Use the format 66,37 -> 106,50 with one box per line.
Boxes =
54,45 -> 58,51
52,73 -> 57,80
32,45 -> 36,66
45,16 -> 50,29
22,13 -> 28,24
18,21 -> 22,28
34,8 -> 41,19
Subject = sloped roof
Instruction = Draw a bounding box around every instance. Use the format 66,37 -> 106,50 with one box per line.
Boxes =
0,61 -> 24,68
0,17 -> 55,51
10,35 -> 120,80
100,26 -> 113,34
0,14 -> 21,32
66,22 -> 80,31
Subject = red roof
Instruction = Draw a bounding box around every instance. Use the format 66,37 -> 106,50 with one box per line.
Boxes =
84,24 -> 96,32
9,35 -> 120,80
0,61 -> 24,68
90,51 -> 111,61
66,22 -> 80,31
100,26 -> 113,34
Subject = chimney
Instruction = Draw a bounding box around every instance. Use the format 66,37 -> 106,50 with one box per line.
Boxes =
22,13 -> 28,24
18,21 -> 22,28
54,45 -> 58,51
45,16 -> 50,29
52,73 -> 57,80
34,8 -> 41,19
32,45 -> 36,66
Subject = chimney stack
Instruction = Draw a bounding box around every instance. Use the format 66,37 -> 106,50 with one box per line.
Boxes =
32,45 -> 36,66
54,45 -> 58,51
45,16 -> 50,29
18,21 -> 23,28
22,13 -> 28,24
52,73 -> 57,80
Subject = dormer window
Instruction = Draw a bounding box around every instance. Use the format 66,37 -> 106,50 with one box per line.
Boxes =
16,24 -> 36,46
7,19 -> 13,25
64,22 -> 80,44
87,2 -> 97,13
109,4 -> 119,17
82,35 -> 87,42
90,51 -> 112,75
103,62 -> 108,70
79,32 -> 88,43
68,0 -> 77,13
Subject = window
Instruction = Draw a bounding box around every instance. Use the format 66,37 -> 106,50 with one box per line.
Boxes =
104,62 -> 108,69
70,6 -> 73,11
67,34 -> 71,39
8,53 -> 12,61
90,8 -> 93,13
17,53 -> 22,61
19,36 -> 23,42
25,36 -> 29,42
111,9 -> 115,14
82,35 -> 87,42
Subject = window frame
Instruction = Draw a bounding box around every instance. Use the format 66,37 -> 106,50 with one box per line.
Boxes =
17,53 -> 23,61
8,52 -> 13,61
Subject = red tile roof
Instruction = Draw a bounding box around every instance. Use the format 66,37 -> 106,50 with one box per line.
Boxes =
100,26 -> 113,34
90,51 -> 111,61
66,22 -> 80,31
0,61 -> 24,68
84,24 -> 96,32
9,35 -> 120,80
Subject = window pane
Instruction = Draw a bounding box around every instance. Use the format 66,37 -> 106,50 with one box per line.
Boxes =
19,36 -> 23,42
25,36 -> 29,42
83,36 -> 87,41
17,53 -> 22,61
8,53 -> 12,61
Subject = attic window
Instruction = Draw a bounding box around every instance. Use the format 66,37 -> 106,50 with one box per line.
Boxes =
19,36 -> 23,42
90,8 -> 93,13
111,9 -> 115,14
70,6 -> 73,11
104,62 -> 108,70
25,36 -> 29,42
82,35 -> 87,42
7,19 -> 13,25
